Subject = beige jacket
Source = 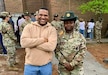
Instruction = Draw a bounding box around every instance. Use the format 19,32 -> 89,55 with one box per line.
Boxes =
20,21 -> 57,66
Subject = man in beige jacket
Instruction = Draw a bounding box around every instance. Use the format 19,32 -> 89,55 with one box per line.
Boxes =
20,8 -> 57,75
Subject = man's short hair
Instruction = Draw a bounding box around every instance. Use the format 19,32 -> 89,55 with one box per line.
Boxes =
39,7 -> 49,11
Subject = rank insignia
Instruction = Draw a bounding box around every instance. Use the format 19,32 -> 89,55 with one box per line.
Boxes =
66,13 -> 70,17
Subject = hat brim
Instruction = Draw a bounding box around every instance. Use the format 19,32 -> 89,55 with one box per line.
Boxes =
24,15 -> 30,16
54,16 -> 58,17
61,17 -> 77,21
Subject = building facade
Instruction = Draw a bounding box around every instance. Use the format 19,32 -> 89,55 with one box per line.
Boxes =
0,0 -> 5,12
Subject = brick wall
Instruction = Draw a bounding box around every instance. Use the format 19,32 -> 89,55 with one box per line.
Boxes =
49,0 -> 108,37
4,0 -> 23,14
0,0 -> 5,12
4,0 -> 48,14
25,0 -> 43,13
49,0 -> 94,21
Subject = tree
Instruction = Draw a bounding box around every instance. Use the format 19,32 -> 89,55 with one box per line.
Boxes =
78,0 -> 108,19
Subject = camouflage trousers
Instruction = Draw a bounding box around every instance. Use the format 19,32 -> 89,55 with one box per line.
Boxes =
58,64 -> 84,75
6,46 -> 16,67
95,29 -> 101,42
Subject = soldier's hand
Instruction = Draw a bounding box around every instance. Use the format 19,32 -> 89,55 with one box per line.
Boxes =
63,62 -> 74,71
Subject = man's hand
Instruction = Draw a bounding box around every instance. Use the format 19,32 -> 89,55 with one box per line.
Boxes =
63,62 -> 74,71
44,38 -> 48,42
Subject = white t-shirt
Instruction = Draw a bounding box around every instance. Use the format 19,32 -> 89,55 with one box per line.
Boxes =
18,18 -> 25,27
79,21 -> 85,30
88,22 -> 95,29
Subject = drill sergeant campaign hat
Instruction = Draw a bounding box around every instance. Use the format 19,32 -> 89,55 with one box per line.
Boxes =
61,11 -> 77,21
0,12 -> 10,17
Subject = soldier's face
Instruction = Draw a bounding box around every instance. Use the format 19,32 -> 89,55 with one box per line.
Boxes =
54,17 -> 59,21
6,16 -> 10,21
64,20 -> 75,32
24,16 -> 30,20
37,9 -> 49,26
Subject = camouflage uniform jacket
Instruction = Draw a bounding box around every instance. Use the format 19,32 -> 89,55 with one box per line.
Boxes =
20,20 -> 31,34
75,19 -> 80,31
56,31 -> 86,67
0,21 -> 17,46
51,20 -> 63,31
95,21 -> 102,30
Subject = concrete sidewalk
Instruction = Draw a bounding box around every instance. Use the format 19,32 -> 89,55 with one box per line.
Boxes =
84,51 -> 108,75
84,38 -> 108,75
86,38 -> 108,44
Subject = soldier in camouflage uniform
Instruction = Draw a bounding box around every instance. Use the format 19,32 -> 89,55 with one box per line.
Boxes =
55,11 -> 87,75
20,12 -> 31,35
51,14 -> 62,75
95,18 -> 103,43
51,14 -> 63,33
75,18 -> 80,32
0,12 -> 18,70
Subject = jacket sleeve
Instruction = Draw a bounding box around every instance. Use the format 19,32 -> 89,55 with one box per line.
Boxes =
7,25 -> 17,41
36,27 -> 57,52
20,25 -> 45,48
